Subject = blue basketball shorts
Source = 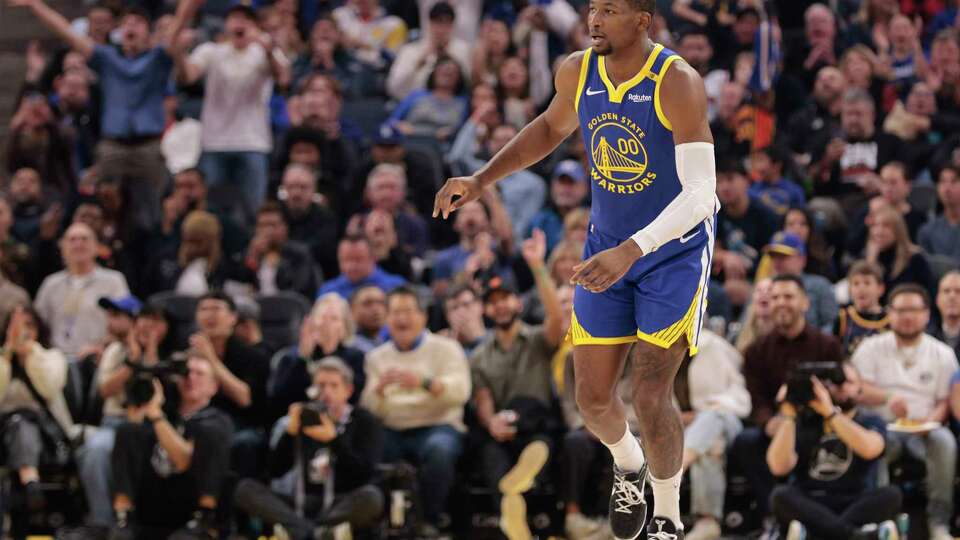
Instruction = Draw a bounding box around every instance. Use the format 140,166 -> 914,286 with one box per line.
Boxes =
570,215 -> 715,355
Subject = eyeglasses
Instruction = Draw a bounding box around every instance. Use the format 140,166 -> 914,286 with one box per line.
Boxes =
888,306 -> 927,314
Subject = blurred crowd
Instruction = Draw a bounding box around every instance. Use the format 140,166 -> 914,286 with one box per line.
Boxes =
3,0 -> 960,539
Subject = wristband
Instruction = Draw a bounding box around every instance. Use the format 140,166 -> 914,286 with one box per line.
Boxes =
421,377 -> 433,392
826,407 -> 840,422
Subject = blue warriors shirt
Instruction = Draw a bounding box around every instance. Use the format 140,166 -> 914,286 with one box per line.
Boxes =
575,44 -> 685,240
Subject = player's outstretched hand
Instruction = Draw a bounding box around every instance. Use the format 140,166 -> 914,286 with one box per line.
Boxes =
433,176 -> 484,220
570,241 -> 643,293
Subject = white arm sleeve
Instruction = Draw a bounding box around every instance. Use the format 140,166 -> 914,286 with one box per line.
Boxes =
630,142 -> 718,254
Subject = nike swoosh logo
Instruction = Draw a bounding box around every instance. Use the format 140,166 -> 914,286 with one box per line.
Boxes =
679,230 -> 700,244
585,87 -> 606,96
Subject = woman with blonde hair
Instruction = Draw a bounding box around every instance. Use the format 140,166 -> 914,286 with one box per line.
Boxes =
268,292 -> 366,420
562,208 -> 590,246
865,204 -> 936,300
142,210 -> 253,297
523,239 -> 584,324
734,278 -> 775,354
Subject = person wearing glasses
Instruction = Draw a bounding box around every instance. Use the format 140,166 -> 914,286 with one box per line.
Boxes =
851,284 -> 959,540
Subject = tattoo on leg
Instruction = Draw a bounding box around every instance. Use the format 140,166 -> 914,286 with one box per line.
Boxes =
630,340 -> 687,477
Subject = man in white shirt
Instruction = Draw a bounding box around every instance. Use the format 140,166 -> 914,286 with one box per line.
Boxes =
34,223 -> 130,359
175,3 -> 291,224
386,2 -> 470,101
852,283 -> 959,540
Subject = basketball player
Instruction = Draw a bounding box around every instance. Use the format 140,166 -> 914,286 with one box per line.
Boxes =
434,2 -> 716,539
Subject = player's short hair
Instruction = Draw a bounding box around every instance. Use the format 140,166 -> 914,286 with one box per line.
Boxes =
626,0 -> 656,13
847,260 -> 884,284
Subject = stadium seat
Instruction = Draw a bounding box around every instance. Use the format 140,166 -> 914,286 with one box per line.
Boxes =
909,183 -> 939,217
255,292 -> 312,349
341,98 -> 390,139
925,253 -> 960,284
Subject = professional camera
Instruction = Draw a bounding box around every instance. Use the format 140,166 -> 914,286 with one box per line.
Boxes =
785,361 -> 846,407
299,401 -> 329,428
124,353 -> 189,407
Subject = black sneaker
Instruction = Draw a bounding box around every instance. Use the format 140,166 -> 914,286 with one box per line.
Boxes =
609,464 -> 648,540
647,516 -> 683,540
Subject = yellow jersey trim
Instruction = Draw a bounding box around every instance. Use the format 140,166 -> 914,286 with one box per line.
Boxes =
654,55 -> 681,131
636,285 -> 701,351
570,311 -> 638,346
846,306 -> 890,330
598,43 -> 663,103
574,48 -> 592,113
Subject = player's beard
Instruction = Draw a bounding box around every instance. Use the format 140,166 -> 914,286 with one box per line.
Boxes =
592,43 -> 613,56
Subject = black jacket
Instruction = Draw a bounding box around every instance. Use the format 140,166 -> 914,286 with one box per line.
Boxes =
250,240 -> 322,299
268,344 -> 367,423
271,406 -> 384,497
211,335 -> 272,430
285,203 -> 340,279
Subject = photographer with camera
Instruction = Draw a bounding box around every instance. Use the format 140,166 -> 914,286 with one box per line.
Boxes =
79,303 -> 173,527
732,275 -> 845,522
108,352 -> 233,540
235,357 -> 384,540
0,306 -> 72,514
767,363 -> 901,540
851,283 -> 959,540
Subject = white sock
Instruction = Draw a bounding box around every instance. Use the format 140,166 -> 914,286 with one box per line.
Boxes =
602,422 -> 645,472
650,468 -> 683,528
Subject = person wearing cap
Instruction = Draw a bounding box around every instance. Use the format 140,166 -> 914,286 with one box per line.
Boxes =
34,222 -> 130,360
81,300 -> 175,527
527,160 -> 590,254
95,295 -> 140,352
765,231 -> 839,332
387,1 -> 470,101
470,229 -> 563,540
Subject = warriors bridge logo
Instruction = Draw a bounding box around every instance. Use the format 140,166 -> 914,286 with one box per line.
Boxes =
587,113 -> 658,195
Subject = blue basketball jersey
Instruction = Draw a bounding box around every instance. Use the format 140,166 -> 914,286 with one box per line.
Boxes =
575,44 -> 684,240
